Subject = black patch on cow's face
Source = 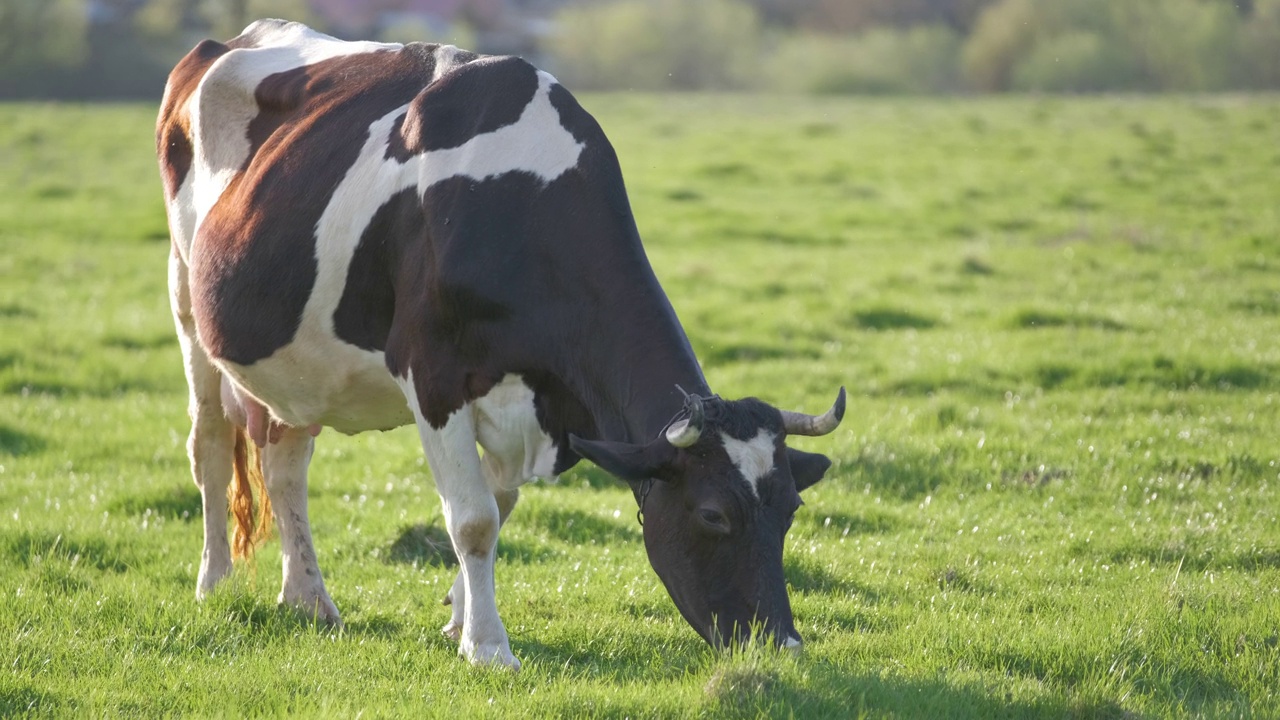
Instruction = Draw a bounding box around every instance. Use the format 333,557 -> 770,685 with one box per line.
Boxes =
574,397 -> 832,649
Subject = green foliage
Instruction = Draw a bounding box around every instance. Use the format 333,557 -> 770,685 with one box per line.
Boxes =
0,0 -> 88,95
963,0 -> 1264,92
549,0 -> 761,90
767,25 -> 963,94
3,95 -> 1280,715
1237,0 -> 1280,88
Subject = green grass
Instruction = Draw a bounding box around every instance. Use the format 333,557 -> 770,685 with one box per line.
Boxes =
2,94 -> 1279,717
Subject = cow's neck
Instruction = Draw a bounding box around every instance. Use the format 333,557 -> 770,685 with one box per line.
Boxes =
570,267 -> 710,446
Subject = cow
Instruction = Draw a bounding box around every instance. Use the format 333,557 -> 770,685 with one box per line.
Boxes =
157,19 -> 845,669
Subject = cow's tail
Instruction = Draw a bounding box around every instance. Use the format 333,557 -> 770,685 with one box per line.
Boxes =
229,427 -> 273,560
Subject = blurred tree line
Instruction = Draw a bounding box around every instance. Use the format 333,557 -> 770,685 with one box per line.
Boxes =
0,0 -> 313,98
552,0 -> 1280,92
1,0 -> 1277,98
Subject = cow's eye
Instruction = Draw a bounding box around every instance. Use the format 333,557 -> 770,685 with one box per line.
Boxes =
696,508 -> 731,536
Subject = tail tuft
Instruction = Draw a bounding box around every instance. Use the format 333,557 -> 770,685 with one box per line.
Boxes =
229,427 -> 273,560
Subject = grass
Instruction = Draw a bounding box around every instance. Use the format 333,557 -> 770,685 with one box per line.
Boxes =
1,93 -> 1279,717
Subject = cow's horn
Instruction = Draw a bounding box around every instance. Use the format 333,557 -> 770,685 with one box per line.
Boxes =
666,392 -> 704,448
780,387 -> 846,437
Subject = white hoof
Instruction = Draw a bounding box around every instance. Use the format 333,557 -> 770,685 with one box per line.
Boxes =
195,557 -> 232,600
280,590 -> 343,627
441,619 -> 462,643
462,640 -> 521,671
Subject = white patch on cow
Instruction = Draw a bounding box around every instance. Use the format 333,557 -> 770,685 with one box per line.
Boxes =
186,22 -> 401,250
413,70 -> 583,189
720,429 -> 777,499
432,44 -> 467,81
473,374 -> 559,490
164,180 -> 198,266
783,635 -> 802,650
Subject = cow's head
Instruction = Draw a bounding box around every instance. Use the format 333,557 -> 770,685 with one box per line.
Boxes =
570,387 -> 844,650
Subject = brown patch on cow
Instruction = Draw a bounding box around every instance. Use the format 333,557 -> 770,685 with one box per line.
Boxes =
454,517 -> 497,557
156,39 -> 231,200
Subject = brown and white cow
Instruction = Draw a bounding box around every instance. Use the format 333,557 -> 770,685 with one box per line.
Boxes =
157,19 -> 845,669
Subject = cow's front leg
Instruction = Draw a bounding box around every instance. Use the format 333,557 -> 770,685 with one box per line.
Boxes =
442,487 -> 519,643
261,426 -> 341,626
400,381 -> 518,669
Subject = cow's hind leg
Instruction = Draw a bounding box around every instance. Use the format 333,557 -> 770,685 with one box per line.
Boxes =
170,249 -> 235,598
442,486 -> 518,643
261,427 -> 341,625
398,376 -> 519,669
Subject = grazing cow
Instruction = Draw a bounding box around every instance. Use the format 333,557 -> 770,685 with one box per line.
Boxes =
157,19 -> 845,669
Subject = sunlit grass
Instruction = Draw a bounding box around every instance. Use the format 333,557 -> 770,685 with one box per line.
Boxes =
1,95 -> 1278,716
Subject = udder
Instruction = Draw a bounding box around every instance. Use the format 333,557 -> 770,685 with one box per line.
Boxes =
221,377 -> 322,447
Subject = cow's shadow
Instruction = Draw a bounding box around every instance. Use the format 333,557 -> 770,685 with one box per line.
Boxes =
385,523 -> 561,567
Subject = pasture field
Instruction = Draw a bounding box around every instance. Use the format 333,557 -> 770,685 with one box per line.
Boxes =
1,94 -> 1279,717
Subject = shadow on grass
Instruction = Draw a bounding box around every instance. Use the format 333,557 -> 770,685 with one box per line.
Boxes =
0,686 -> 60,716
385,523 -> 560,567
760,663 -> 1131,719
702,341 -> 822,365
109,485 -> 202,520
205,591 -> 339,636
514,632 -> 707,683
990,647 -> 1244,716
2,531 -> 130,572
100,332 -> 175,350
787,557 -> 880,600
529,507 -> 640,545
797,509 -> 902,536
0,424 -> 46,456
843,446 -> 957,500
1011,308 -> 1128,331
1,377 -> 172,398
1085,542 -> 1280,573
386,523 -> 456,568
344,613 -> 404,638
852,307 -> 939,331
881,357 -> 1276,396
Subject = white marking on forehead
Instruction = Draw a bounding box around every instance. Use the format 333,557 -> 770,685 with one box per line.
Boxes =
720,429 -> 777,499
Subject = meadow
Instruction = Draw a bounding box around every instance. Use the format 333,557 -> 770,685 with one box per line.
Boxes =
1,93 -> 1278,717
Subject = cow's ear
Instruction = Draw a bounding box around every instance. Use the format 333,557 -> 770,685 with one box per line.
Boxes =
786,448 -> 832,493
569,435 -> 676,483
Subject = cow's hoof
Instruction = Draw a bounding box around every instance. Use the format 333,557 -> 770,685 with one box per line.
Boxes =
195,557 -> 232,600
463,641 -> 521,671
281,591 -> 343,628
441,619 -> 462,643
